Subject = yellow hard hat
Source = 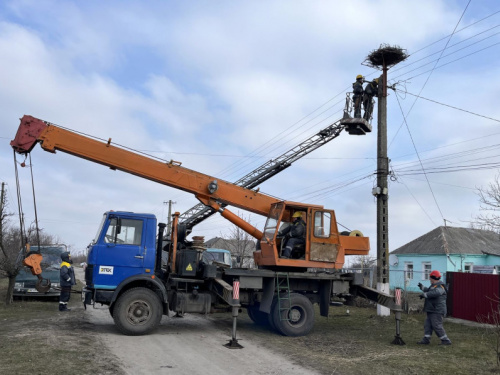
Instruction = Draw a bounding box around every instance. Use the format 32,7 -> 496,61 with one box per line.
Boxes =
292,212 -> 304,218
373,78 -> 379,83
356,74 -> 363,80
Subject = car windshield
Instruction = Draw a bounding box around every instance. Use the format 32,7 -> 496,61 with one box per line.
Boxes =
202,250 -> 232,266
28,245 -> 66,270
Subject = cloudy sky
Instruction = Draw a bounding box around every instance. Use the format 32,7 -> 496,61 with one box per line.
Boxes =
1,1 -> 499,261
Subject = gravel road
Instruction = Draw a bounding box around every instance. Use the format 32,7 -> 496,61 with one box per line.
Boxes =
76,268 -> 321,375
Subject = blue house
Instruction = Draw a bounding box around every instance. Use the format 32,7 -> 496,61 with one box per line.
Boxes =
389,226 -> 500,292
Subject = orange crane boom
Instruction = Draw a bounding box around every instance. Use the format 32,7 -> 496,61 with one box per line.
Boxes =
11,115 -> 369,269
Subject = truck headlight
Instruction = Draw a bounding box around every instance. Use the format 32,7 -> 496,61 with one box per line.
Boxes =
15,282 -> 24,288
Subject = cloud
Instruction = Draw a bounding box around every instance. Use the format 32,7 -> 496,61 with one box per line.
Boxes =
0,0 -> 499,256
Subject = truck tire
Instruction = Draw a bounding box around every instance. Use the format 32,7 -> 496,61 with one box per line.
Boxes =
270,293 -> 314,337
113,287 -> 162,336
247,304 -> 270,326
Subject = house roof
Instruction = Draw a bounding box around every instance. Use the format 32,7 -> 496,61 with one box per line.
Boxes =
391,226 -> 500,256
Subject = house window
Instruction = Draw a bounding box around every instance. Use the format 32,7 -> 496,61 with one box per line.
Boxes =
405,262 -> 414,280
464,263 -> 473,273
422,262 -> 432,280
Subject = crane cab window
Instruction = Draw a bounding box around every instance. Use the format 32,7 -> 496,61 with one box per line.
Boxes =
314,211 -> 331,238
263,203 -> 284,238
104,218 -> 143,245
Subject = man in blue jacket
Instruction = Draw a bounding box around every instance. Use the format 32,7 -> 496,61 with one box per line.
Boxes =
417,270 -> 452,345
59,251 -> 76,312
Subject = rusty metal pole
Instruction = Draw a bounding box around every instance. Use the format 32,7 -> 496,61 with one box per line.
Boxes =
376,63 -> 390,316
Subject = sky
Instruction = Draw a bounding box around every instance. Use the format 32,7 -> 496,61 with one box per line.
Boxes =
1,0 -> 499,261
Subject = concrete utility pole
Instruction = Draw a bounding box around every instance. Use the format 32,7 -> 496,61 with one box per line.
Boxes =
376,68 -> 390,316
0,182 -> 5,215
363,45 -> 408,316
164,200 -> 176,236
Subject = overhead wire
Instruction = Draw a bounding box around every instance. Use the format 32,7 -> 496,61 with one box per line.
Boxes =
396,177 -> 438,227
395,89 -> 500,123
394,92 -> 445,220
393,40 -> 500,83
391,33 -> 500,82
391,23 -> 500,76
385,1 -> 473,225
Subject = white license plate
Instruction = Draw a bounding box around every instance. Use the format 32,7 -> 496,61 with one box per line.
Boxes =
27,288 -> 38,293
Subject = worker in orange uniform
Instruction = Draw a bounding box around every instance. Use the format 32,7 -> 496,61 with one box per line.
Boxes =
363,78 -> 378,120
417,270 -> 452,345
352,75 -> 364,118
59,251 -> 76,312
279,212 -> 306,259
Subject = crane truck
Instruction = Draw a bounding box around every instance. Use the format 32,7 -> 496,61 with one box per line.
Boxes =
11,115 -> 398,340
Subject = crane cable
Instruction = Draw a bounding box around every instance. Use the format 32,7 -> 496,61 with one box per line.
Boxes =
13,151 -> 42,253
13,150 -> 27,253
29,153 -> 42,251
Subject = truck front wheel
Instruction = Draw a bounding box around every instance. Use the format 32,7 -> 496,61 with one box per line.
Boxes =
113,287 -> 162,335
271,293 -> 314,337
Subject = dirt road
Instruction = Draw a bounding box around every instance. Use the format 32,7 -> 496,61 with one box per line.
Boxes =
76,269 -> 320,375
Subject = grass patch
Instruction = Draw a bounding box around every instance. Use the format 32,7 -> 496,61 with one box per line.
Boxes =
211,303 -> 500,375
0,276 -> 123,375
2,274 -> 500,374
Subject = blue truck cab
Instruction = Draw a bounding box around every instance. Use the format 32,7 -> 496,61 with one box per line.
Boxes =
85,211 -> 160,299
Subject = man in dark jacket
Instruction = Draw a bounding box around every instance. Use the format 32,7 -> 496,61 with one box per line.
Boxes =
279,212 -> 306,258
417,270 -> 452,345
352,75 -> 364,118
363,78 -> 378,120
59,251 -> 76,312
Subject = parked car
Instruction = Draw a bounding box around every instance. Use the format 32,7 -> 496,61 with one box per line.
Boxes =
201,248 -> 233,268
14,245 -> 67,298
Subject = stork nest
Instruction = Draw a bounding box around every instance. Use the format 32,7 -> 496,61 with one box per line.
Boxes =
364,44 -> 408,69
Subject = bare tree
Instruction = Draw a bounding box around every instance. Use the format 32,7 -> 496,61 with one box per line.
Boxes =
0,184 -> 58,304
350,255 -> 377,270
477,295 -> 500,366
220,213 -> 256,268
474,173 -> 500,232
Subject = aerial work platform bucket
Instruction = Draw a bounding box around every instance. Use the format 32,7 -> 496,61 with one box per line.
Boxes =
341,117 -> 372,135
340,92 -> 373,135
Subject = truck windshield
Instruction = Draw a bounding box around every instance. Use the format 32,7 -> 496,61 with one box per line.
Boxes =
263,203 -> 283,239
93,214 -> 107,244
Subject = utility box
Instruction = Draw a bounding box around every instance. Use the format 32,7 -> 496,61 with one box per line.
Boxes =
176,249 -> 199,277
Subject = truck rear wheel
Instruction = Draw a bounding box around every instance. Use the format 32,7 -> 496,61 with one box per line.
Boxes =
113,287 -> 162,336
247,304 -> 270,326
271,293 -> 314,337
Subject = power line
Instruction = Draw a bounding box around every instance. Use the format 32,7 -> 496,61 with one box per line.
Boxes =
389,1 -> 473,153
395,89 -> 500,123
391,31 -> 500,82
392,40 -> 500,83
394,93 -> 445,220
397,177 -> 438,227
392,23 -> 500,75
408,10 -> 500,56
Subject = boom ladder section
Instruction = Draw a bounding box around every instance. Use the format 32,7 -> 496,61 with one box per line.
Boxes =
180,120 -> 346,230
